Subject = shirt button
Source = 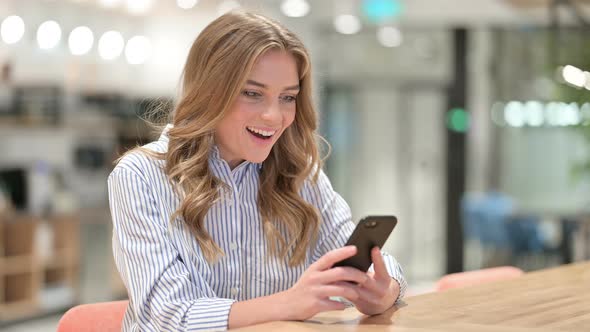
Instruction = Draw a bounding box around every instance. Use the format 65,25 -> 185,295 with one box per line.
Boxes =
230,287 -> 239,296
230,243 -> 238,251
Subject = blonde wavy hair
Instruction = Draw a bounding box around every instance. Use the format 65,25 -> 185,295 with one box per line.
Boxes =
129,11 -> 324,266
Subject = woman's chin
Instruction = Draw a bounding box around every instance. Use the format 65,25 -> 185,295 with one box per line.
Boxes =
245,151 -> 272,164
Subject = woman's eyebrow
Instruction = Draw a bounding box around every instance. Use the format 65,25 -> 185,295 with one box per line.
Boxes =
284,84 -> 300,91
246,79 -> 300,91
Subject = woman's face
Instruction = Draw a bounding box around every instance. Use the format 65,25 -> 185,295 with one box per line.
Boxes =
215,49 -> 299,169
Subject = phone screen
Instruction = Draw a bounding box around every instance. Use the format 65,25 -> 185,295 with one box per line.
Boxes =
333,216 -> 397,272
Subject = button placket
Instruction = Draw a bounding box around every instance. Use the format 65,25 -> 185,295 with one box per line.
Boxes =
222,185 -> 233,206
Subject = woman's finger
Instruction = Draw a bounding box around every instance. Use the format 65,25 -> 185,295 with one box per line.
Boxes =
361,278 -> 388,296
310,246 -> 357,271
317,284 -> 360,302
371,247 -> 390,282
355,286 -> 381,305
318,266 -> 368,285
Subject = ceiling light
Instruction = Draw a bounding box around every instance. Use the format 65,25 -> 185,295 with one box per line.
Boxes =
68,26 -> 94,55
561,65 -> 586,88
334,14 -> 361,35
125,35 -> 152,65
37,20 -> 62,50
177,0 -> 198,9
280,0 -> 310,18
126,0 -> 154,15
99,30 -> 125,60
377,26 -> 402,47
1,16 -> 25,44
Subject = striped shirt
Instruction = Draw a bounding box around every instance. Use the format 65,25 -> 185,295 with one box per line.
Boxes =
108,126 -> 407,331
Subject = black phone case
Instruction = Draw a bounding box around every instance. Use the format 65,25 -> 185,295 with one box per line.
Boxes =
333,216 -> 397,272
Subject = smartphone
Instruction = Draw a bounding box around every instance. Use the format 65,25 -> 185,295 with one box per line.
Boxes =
333,215 -> 398,272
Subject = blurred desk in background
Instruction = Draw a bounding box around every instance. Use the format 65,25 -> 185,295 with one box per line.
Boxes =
238,262 -> 590,331
558,213 -> 590,263
512,208 -> 590,263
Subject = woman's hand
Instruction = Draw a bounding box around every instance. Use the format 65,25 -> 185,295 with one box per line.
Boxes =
229,246 -> 400,328
279,246 -> 369,321
346,247 -> 400,316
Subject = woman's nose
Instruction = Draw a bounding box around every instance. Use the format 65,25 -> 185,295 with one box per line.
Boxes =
260,101 -> 281,123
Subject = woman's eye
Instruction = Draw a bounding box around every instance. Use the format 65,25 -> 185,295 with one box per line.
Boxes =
242,90 -> 262,98
281,95 -> 297,103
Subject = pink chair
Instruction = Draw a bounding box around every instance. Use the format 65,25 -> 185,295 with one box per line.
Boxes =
435,266 -> 524,291
57,300 -> 128,332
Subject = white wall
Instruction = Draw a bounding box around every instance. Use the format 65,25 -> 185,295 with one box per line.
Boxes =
466,28 -> 494,192
0,127 -> 74,169
405,88 -> 446,280
320,83 -> 448,281
500,127 -> 590,213
347,86 -> 447,281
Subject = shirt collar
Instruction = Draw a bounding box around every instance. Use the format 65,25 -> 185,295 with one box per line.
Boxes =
160,124 -> 263,172
159,123 -> 173,143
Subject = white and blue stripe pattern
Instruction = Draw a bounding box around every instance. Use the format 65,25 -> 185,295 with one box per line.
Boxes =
108,127 -> 407,331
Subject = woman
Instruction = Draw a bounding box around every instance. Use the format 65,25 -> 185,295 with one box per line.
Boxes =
108,11 -> 406,331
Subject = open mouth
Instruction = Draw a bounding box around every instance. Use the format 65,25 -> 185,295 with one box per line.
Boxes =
246,126 -> 276,140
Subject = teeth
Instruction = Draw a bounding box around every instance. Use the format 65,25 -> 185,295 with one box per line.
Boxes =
247,126 -> 276,137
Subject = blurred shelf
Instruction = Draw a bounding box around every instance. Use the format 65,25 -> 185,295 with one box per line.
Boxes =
0,299 -> 38,321
43,249 -> 78,269
0,255 -> 33,275
0,213 -> 81,323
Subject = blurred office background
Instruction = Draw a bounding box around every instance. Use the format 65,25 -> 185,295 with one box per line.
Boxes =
1,0 -> 590,330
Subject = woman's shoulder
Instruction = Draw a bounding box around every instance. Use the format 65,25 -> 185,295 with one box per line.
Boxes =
301,166 -> 333,197
111,140 -> 168,182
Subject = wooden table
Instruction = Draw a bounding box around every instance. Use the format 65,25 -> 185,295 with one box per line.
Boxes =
237,262 -> 590,331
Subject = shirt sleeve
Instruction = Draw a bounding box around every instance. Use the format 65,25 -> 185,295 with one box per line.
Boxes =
307,169 -> 407,304
108,167 -> 236,331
